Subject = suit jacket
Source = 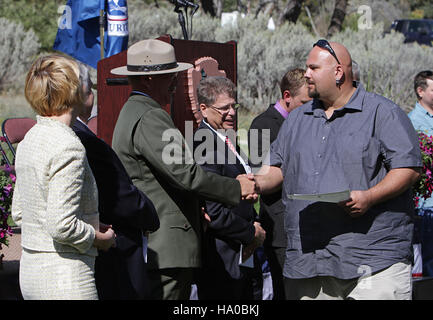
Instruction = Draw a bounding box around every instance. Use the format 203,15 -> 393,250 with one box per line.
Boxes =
194,121 -> 257,280
72,119 -> 160,299
248,104 -> 286,248
111,94 -> 242,270
12,116 -> 98,256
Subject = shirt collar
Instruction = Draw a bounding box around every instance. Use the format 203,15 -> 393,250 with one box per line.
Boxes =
76,117 -> 88,127
202,119 -> 227,142
305,83 -> 366,115
414,101 -> 433,118
274,100 -> 290,119
130,90 -> 151,98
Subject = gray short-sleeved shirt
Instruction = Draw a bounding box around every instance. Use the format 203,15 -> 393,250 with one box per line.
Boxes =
270,84 -> 422,279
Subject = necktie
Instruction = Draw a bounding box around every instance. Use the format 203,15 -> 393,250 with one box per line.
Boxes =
225,136 -> 237,154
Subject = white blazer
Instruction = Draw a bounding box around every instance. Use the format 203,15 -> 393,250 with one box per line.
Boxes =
12,116 -> 99,256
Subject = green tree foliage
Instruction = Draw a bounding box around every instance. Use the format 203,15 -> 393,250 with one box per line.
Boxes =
2,0 -> 433,114
129,6 -> 433,113
0,0 -> 64,52
410,0 -> 433,19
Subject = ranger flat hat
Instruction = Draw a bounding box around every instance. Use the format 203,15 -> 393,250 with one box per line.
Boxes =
110,39 -> 193,75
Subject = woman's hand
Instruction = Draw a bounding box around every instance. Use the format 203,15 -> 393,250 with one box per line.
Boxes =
93,227 -> 116,251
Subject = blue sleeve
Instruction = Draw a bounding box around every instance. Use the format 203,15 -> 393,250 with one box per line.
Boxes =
377,104 -> 422,169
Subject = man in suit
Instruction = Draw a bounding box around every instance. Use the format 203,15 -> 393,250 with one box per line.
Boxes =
193,76 -> 266,299
72,62 -> 160,299
248,68 -> 310,299
110,39 -> 257,300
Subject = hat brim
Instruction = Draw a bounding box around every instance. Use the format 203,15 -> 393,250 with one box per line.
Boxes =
110,62 -> 193,76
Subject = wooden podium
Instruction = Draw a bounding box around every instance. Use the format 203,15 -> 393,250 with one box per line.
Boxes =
96,35 -> 237,146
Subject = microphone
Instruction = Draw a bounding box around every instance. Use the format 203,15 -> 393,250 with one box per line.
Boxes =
169,0 -> 199,14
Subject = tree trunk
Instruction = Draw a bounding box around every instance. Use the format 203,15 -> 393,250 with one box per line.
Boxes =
255,0 -> 267,17
277,0 -> 304,26
200,0 -> 216,16
237,0 -> 248,14
213,0 -> 223,18
304,5 -> 319,37
327,0 -> 347,37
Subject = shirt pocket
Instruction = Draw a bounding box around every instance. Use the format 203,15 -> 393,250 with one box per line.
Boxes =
334,132 -> 368,164
333,132 -> 374,190
339,131 -> 384,188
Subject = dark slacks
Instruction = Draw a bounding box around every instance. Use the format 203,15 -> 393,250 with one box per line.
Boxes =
147,267 -> 194,300
264,246 -> 286,300
197,266 -> 257,300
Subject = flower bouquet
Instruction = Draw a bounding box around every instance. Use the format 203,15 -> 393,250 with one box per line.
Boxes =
0,162 -> 15,249
413,132 -> 433,208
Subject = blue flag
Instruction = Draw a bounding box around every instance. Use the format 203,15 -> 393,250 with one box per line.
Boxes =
53,0 -> 129,69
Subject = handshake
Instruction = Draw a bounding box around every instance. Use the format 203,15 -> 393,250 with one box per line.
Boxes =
236,173 -> 260,202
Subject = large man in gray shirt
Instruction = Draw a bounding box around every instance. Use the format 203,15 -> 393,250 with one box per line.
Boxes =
254,40 -> 422,300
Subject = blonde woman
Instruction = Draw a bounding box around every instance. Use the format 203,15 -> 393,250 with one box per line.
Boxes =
12,55 -> 116,300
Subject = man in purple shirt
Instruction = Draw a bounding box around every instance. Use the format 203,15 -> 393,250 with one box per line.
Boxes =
248,68 -> 311,299
254,40 -> 421,300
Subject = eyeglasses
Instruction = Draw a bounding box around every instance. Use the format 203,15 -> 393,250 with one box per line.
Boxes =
208,103 -> 240,115
313,39 -> 341,65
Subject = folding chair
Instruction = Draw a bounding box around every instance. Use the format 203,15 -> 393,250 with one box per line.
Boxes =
87,115 -> 97,135
1,117 -> 36,165
0,142 -> 11,167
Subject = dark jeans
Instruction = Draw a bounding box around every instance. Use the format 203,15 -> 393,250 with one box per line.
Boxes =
197,266 -> 257,300
147,267 -> 194,300
264,246 -> 286,300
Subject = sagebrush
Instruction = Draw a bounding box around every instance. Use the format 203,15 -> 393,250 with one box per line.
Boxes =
128,7 -> 433,113
0,18 -> 40,92
2,6 -> 433,114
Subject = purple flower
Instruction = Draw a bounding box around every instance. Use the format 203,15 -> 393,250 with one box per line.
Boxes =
3,184 -> 12,195
413,131 -> 433,207
0,163 -> 15,245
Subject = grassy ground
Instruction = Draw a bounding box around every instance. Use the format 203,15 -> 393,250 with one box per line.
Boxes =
0,93 -> 35,120
0,92 -> 260,161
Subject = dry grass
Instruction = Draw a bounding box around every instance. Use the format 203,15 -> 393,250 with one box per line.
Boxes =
0,93 -> 35,122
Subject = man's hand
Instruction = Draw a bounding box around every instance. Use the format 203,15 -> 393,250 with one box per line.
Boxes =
339,190 -> 373,218
242,222 -> 266,262
253,165 -> 283,195
253,221 -> 266,246
99,223 -> 112,233
236,174 -> 258,202
201,207 -> 211,232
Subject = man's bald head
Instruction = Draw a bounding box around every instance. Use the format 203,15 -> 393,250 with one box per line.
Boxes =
305,41 -> 354,102
329,41 -> 353,83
